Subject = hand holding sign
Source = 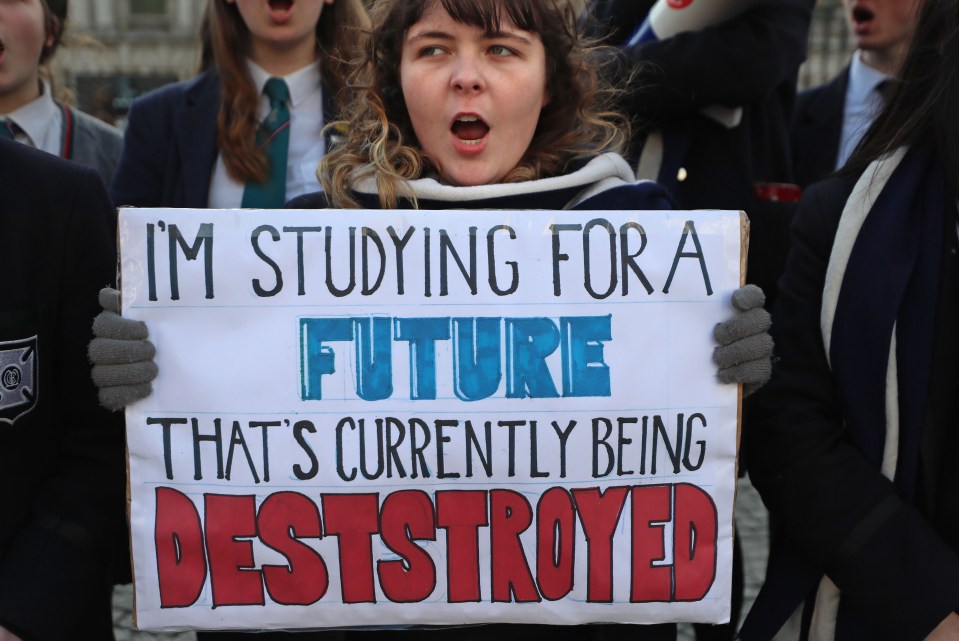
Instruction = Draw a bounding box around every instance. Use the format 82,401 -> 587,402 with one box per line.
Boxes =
713,284 -> 772,396
89,287 -> 157,411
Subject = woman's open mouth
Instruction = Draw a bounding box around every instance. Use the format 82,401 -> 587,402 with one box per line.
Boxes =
851,5 -> 875,31
451,115 -> 490,147
268,0 -> 294,19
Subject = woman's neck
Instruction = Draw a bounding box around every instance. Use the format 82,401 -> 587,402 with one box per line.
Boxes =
0,75 -> 42,115
248,42 -> 319,77
860,44 -> 907,77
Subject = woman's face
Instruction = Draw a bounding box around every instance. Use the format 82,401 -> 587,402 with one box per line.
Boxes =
0,0 -> 51,112
399,2 -> 549,187
227,0 -> 331,73
844,0 -> 920,54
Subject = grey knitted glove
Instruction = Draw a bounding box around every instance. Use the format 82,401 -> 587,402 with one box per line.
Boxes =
712,284 -> 773,397
89,287 -> 157,411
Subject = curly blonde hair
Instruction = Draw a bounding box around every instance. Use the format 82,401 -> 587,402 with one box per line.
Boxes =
320,0 -> 630,208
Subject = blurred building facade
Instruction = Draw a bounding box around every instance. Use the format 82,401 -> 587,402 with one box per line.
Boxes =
50,0 -> 205,128
800,0 -> 855,89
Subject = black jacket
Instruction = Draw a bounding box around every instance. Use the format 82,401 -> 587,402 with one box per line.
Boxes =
111,69 -> 221,208
0,138 -> 126,640
744,168 -> 959,640
790,67 -> 849,189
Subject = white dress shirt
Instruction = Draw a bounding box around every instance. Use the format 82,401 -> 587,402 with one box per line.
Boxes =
836,51 -> 892,170
208,60 -> 326,208
0,80 -> 64,155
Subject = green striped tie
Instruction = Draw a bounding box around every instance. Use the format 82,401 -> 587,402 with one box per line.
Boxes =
0,119 -> 19,140
241,78 -> 291,208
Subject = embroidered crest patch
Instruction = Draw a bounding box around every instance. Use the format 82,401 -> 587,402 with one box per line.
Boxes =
0,336 -> 38,424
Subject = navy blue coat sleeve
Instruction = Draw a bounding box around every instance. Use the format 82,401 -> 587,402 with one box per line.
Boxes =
285,190 -> 331,209
572,180 -> 676,211
624,0 -> 814,118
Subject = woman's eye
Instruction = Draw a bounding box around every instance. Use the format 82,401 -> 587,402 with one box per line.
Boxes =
489,45 -> 515,57
420,46 -> 445,57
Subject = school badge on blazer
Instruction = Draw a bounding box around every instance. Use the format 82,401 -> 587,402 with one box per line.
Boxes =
0,336 -> 37,424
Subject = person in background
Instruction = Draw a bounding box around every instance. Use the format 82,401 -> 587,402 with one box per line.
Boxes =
589,0 -> 813,311
0,0 -> 123,185
0,137 -> 127,641
791,0 -> 921,189
110,0 -> 369,210
107,2 -> 370,638
93,1 -> 774,640
587,2 -> 813,639
741,0 -> 959,637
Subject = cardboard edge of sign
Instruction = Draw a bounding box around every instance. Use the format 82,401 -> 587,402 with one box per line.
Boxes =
733,210 -> 749,513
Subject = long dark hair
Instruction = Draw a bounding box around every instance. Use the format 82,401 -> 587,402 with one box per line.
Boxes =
321,0 -> 629,208
205,0 -> 369,184
846,0 -> 959,191
39,0 -> 68,64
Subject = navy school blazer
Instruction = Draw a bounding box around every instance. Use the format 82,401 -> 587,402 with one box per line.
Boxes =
111,68 -> 336,208
790,65 -> 850,189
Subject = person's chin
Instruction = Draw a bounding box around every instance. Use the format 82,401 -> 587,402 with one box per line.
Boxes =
443,167 -> 499,187
856,35 -> 882,51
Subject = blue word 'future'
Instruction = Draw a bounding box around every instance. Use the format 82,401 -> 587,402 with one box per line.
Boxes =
300,316 -> 612,402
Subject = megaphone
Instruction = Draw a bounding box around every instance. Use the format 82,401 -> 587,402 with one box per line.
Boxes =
628,0 -> 756,46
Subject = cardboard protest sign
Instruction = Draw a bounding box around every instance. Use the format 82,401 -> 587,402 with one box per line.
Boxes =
119,207 -> 745,631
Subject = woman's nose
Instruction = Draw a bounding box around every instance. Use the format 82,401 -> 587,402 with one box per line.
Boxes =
450,54 -> 485,92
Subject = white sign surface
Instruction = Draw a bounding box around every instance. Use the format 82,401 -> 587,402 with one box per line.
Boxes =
120,207 -> 744,631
